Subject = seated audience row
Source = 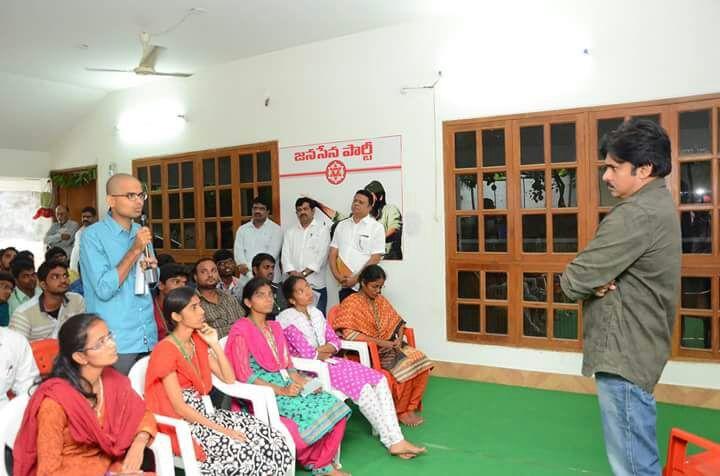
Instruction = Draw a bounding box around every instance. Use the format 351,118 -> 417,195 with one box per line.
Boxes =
5,264 -> 428,475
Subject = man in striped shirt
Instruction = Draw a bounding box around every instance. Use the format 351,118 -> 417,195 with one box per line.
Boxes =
9,260 -> 84,341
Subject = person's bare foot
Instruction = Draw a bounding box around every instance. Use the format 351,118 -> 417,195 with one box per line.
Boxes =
389,439 -> 427,459
398,411 -> 424,427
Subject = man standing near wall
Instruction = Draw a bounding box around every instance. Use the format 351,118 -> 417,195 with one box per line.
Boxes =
328,190 -> 385,302
560,119 -> 681,475
282,197 -> 331,314
80,174 -> 158,374
69,206 -> 98,277
233,196 -> 282,283
44,205 -> 79,256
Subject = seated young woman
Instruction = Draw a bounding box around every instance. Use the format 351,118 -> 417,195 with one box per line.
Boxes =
13,313 -> 157,476
333,265 -> 433,427
225,277 -> 352,476
144,286 -> 292,476
278,275 -> 426,459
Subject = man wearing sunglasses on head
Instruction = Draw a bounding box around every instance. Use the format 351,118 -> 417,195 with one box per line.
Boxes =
80,173 -> 158,375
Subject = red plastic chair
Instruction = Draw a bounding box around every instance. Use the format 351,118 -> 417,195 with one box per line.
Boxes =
30,338 -> 59,375
663,428 -> 720,475
327,305 -> 423,411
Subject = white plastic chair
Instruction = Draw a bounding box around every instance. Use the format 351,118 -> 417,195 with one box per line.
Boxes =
338,339 -> 371,368
128,355 -> 297,476
0,394 -> 175,476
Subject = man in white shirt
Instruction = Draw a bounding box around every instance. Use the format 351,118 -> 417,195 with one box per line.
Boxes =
282,197 -> 331,314
233,196 -> 283,283
69,206 -> 98,275
329,190 -> 385,302
0,326 -> 39,409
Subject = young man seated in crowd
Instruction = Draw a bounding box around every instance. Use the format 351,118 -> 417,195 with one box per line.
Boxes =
0,271 -> 14,326
10,260 -> 85,341
44,246 -> 68,265
213,248 -> 243,302
152,262 -> 190,340
194,257 -> 245,338
251,253 -> 288,319
0,247 -> 17,273
14,250 -> 34,268
8,258 -> 38,316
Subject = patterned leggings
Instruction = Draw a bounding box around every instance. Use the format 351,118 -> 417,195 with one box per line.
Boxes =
356,378 -> 404,448
183,389 -> 293,475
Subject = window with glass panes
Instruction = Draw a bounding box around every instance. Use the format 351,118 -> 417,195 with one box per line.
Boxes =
445,94 -> 720,360
133,142 -> 279,264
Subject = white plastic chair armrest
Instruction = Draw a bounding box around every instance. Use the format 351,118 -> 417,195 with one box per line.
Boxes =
211,377 -> 273,425
153,414 -> 201,476
291,357 -> 332,391
339,340 -> 371,367
148,432 -> 175,476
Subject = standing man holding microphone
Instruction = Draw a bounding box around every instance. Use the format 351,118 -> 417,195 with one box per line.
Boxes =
80,173 -> 158,374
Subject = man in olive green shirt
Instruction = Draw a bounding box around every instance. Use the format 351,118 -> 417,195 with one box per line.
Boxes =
561,119 -> 680,476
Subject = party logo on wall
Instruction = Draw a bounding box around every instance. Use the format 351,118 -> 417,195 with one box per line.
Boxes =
325,160 -> 347,185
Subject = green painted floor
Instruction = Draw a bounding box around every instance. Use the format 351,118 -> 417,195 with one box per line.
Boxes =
299,376 -> 720,476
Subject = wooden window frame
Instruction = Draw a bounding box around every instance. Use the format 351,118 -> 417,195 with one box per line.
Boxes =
444,93 -> 720,362
132,141 -> 280,265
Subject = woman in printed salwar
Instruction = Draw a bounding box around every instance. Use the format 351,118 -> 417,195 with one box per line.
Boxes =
278,274 -> 426,458
333,265 -> 432,427
226,277 -> 352,476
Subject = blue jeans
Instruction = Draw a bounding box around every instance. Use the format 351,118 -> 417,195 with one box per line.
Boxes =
595,372 -> 660,476
313,287 -> 328,316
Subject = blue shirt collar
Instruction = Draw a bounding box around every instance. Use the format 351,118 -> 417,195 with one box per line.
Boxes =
103,211 -> 139,237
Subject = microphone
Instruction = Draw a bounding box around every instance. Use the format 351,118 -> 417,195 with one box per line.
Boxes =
140,214 -> 159,284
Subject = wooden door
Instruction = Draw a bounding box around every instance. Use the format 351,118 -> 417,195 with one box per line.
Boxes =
52,167 -> 98,223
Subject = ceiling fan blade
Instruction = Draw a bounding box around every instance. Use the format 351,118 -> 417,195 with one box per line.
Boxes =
146,71 -> 193,78
85,67 -> 134,73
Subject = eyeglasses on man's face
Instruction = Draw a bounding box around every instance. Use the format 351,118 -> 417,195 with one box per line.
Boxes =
110,192 -> 148,202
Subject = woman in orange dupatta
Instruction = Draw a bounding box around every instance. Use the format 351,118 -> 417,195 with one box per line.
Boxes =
13,313 -> 157,476
334,265 -> 432,427
144,286 -> 292,476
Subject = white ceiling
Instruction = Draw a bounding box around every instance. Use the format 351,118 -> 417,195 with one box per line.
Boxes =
0,0 -> 432,151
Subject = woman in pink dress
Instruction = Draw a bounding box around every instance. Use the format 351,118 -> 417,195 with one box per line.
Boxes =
278,275 -> 426,459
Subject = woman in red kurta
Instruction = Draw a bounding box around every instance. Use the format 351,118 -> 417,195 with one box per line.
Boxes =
13,313 -> 157,476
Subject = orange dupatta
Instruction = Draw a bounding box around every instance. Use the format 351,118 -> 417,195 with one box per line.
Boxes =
333,292 -> 403,341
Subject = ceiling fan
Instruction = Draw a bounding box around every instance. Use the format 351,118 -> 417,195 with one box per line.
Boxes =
85,32 -> 192,78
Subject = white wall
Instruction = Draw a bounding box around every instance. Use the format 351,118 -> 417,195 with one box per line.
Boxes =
0,148 -> 52,178
50,0 -> 720,389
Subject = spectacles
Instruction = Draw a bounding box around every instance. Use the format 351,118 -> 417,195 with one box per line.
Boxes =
110,192 -> 148,202
84,332 -> 115,352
